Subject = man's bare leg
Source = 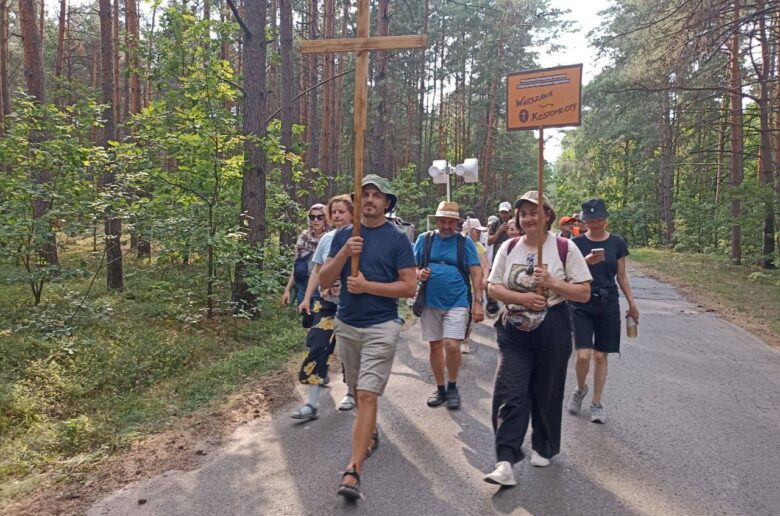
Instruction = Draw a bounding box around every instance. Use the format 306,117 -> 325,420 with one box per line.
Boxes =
443,338 -> 461,382
429,339 -> 445,385
342,389 -> 378,487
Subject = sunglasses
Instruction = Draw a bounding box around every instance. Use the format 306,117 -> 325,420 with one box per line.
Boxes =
308,214 -> 325,221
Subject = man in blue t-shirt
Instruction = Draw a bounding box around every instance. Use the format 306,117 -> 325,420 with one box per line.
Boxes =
415,201 -> 484,410
320,174 -> 417,501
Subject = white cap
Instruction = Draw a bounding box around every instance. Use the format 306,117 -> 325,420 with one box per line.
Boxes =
487,215 -> 499,225
462,218 -> 487,231
498,201 -> 512,212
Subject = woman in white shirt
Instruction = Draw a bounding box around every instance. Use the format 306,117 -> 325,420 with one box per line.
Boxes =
483,191 -> 591,487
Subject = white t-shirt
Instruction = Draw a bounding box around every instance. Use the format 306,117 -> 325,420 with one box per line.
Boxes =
488,232 -> 592,307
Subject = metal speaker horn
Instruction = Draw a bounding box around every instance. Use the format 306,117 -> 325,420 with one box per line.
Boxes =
455,158 -> 478,183
428,160 -> 449,184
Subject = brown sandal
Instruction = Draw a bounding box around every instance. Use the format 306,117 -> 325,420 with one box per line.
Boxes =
337,467 -> 361,500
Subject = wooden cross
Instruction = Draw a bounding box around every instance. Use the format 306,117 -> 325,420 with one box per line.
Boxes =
299,0 -> 426,275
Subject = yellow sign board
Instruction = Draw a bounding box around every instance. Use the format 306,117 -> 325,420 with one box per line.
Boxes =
506,64 -> 582,131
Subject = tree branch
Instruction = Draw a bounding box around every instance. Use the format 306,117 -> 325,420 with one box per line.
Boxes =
226,0 -> 251,38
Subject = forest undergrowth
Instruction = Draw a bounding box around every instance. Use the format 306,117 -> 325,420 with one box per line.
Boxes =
0,239 -> 305,501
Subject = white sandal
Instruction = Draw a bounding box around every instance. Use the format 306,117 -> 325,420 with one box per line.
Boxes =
338,395 -> 355,411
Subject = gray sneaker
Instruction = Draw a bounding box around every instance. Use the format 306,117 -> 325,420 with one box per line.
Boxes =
567,386 -> 588,414
590,403 -> 606,423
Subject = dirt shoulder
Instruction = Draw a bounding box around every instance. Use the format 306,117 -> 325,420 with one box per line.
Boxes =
629,261 -> 779,350
2,359 -> 302,516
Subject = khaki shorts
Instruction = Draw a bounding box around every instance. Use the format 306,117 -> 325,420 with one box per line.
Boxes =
420,306 -> 470,342
334,318 -> 404,395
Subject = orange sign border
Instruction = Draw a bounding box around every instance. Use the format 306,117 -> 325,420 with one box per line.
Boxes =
505,64 -> 583,131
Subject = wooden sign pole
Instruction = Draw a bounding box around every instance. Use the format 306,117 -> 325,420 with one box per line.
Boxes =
300,0 -> 426,276
536,126 -> 545,295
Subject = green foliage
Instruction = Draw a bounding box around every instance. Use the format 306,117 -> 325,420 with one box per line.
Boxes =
0,93 -> 106,304
555,0 -> 778,266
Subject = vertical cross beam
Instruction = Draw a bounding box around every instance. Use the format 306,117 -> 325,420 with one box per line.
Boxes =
299,0 -> 426,275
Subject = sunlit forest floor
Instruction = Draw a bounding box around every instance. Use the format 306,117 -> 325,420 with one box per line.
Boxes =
0,238 -> 305,504
630,249 -> 780,349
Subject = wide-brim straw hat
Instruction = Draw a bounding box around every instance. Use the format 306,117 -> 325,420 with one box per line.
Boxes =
428,201 -> 463,220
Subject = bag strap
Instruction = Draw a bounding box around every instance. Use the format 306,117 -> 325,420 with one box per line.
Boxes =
421,231 -> 433,268
457,234 -> 472,308
556,236 -> 568,267
506,236 -> 521,255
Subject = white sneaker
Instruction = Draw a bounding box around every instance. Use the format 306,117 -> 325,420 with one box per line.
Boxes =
530,450 -> 550,467
590,403 -> 607,423
461,340 -> 471,354
484,461 -> 516,486
567,386 -> 588,415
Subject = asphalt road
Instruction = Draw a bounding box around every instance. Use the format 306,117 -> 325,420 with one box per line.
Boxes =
89,271 -> 780,516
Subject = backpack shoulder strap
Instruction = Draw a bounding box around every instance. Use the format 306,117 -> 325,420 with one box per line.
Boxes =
457,234 -> 467,275
556,236 -> 568,267
506,236 -> 521,255
457,234 -> 472,303
421,231 -> 434,268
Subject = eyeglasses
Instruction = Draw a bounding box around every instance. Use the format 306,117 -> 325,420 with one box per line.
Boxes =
308,214 -> 325,221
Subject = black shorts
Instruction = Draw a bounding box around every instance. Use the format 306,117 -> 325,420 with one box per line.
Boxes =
570,292 -> 621,354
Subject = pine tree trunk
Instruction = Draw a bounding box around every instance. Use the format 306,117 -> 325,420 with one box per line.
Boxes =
0,0 -> 9,130
320,0 -> 334,186
267,0 -> 277,118
305,0 -> 320,204
728,0 -> 744,265
279,0 -> 295,246
480,19 -> 506,210
20,0 -> 59,266
755,0 -> 775,268
127,0 -> 149,259
659,87 -> 675,245
99,0 -> 123,289
775,11 -> 780,257
415,0 -> 429,182
370,0 -> 390,178
112,0 -> 122,134
331,0 -> 349,183
715,95 -> 727,204
55,0 -> 67,85
233,0 -> 268,309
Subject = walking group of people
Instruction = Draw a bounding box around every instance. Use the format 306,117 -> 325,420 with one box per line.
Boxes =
281,175 -> 639,499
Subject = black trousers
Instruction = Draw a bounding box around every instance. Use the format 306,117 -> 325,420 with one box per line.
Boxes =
492,302 -> 572,464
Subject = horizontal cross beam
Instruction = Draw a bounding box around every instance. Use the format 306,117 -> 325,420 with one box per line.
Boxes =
299,34 -> 427,54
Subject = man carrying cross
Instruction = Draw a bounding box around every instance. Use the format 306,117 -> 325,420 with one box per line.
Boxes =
300,0 -> 425,500
319,175 -> 417,500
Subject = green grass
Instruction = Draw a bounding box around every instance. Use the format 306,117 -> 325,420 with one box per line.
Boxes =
630,248 -> 780,338
0,248 -> 305,501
